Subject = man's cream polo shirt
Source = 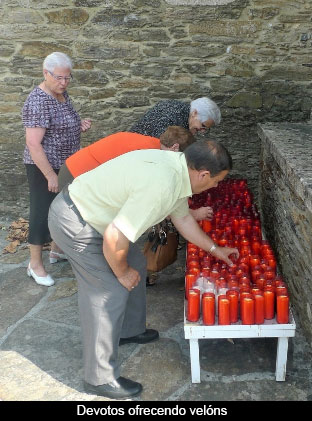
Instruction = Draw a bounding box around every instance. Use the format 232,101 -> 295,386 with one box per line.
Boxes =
68,149 -> 192,242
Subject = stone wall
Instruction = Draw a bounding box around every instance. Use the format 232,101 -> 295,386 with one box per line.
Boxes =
258,122 -> 312,346
0,0 -> 312,217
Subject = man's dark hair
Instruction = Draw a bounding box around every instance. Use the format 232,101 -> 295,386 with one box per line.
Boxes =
184,139 -> 232,177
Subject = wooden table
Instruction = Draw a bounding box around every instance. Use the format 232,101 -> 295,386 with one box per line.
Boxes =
184,304 -> 296,383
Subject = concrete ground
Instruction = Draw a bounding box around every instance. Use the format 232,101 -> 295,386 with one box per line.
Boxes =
0,216 -> 311,402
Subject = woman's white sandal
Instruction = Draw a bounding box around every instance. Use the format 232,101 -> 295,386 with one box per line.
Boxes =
27,264 -> 55,287
49,251 -> 67,264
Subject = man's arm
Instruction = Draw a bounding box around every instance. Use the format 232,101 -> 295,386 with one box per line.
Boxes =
189,206 -> 213,221
103,222 -> 140,291
171,213 -> 239,266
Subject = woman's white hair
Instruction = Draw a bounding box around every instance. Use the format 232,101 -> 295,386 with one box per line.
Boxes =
43,52 -> 73,72
190,97 -> 221,125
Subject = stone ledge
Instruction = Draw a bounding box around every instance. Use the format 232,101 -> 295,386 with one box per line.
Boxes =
258,121 -> 312,345
258,122 -> 312,213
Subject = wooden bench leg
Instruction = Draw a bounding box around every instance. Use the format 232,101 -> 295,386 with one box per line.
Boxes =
275,337 -> 289,381
189,338 -> 201,383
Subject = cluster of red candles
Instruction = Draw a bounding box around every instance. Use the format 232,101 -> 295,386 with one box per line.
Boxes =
185,179 -> 290,326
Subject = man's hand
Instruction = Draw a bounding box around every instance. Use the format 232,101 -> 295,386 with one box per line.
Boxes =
103,223 -> 142,291
210,246 -> 239,266
190,206 -> 213,221
117,267 -> 141,292
171,213 -> 239,266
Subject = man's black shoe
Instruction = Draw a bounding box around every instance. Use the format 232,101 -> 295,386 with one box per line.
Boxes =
84,377 -> 142,399
119,329 -> 159,346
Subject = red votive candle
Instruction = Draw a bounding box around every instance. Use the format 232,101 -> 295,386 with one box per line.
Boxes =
202,292 -> 215,325
188,250 -> 199,257
238,227 -> 248,237
259,258 -> 269,271
276,286 -> 288,296
249,255 -> 260,269
218,236 -> 228,247
241,296 -> 255,325
260,240 -> 271,251
240,237 -> 250,247
238,256 -> 249,266
226,289 -> 239,323
276,295 -> 289,324
239,274 -> 251,285
251,266 -> 262,283
187,259 -> 200,269
202,220 -> 212,233
238,262 -> 249,274
198,250 -> 207,259
251,226 -> 261,236
201,255 -> 210,264
274,279 -> 286,287
187,289 -> 200,322
185,273 -> 197,299
255,274 -> 266,290
240,292 -> 252,321
210,269 -> 220,281
251,287 -> 262,296
188,267 -> 201,277
227,264 -> 238,274
228,279 -> 239,289
251,239 -> 261,255
263,282 -> 275,291
266,257 -> 276,271
218,295 -> 230,325
239,286 -> 251,295
264,269 -> 276,281
263,289 -> 275,319
187,243 -> 198,253
232,217 -> 240,233
254,293 -> 265,324
220,266 -> 228,278
201,269 -> 210,279
240,245 -> 251,257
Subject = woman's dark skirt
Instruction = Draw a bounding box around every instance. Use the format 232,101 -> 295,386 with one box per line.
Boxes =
25,164 -> 59,245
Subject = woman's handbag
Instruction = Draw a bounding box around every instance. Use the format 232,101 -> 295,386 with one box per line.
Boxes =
143,221 -> 179,272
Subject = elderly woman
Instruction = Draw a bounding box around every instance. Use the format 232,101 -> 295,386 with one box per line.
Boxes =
130,97 -> 221,138
22,51 -> 91,287
130,97 -> 221,222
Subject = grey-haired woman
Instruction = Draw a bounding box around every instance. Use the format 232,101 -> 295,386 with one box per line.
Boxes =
22,51 -> 91,287
130,97 -> 221,138
130,97 -> 221,222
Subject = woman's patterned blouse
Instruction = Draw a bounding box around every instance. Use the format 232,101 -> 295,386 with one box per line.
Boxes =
22,87 -> 81,169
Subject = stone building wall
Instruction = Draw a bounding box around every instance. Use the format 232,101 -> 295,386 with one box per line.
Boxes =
0,0 -> 312,217
258,122 -> 312,346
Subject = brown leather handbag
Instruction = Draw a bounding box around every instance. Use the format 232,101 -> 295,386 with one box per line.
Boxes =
143,221 -> 179,272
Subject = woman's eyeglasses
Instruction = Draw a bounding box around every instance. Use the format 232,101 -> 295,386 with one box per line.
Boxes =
47,71 -> 73,83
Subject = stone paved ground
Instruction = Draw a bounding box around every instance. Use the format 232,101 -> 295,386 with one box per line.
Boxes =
0,216 -> 312,403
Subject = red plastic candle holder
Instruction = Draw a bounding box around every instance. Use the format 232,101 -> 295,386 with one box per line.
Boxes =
185,273 -> 197,299
263,289 -> 275,319
218,295 -> 230,325
241,296 -> 255,325
187,289 -> 200,322
226,290 -> 239,323
202,292 -> 215,325
276,295 -> 289,324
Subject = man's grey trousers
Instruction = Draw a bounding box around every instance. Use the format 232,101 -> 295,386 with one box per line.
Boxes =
48,189 -> 147,385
